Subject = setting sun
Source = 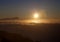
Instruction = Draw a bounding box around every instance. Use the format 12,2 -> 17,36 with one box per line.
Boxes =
32,12 -> 40,23
33,12 -> 39,19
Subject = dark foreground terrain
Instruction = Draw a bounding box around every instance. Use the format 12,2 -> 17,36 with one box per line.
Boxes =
0,23 -> 60,42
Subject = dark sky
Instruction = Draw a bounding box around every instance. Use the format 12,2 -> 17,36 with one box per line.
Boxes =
0,0 -> 60,19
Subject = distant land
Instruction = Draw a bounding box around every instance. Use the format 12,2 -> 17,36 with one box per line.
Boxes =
0,17 -> 60,24
0,17 -> 19,20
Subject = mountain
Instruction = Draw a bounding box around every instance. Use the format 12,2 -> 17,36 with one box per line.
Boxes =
0,17 -> 19,20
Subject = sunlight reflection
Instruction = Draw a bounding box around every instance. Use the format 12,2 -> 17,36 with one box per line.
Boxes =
20,20 -> 41,25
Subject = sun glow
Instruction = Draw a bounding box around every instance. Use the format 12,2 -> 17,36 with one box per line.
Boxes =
32,12 -> 40,23
20,12 -> 41,25
33,12 -> 39,19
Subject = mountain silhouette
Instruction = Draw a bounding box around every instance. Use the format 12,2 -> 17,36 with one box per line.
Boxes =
0,17 -> 19,20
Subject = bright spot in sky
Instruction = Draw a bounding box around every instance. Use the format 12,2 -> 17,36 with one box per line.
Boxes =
32,12 -> 40,23
33,12 -> 39,19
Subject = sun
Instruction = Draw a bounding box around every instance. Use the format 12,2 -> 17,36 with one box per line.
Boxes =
32,12 -> 40,23
33,12 -> 39,19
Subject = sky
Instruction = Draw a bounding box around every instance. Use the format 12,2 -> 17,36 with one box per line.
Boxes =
0,0 -> 60,19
